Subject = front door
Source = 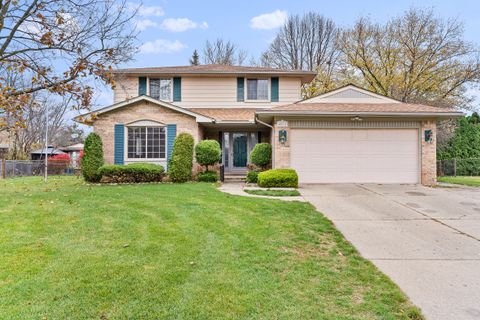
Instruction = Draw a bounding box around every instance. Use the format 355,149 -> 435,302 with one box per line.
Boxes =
222,132 -> 258,172
232,133 -> 247,168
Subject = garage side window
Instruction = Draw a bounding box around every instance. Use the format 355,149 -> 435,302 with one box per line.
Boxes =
127,127 -> 166,159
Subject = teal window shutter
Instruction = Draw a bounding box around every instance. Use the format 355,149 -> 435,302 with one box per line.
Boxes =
167,124 -> 177,163
237,77 -> 244,101
114,124 -> 124,164
173,77 -> 181,102
271,77 -> 279,102
138,77 -> 147,96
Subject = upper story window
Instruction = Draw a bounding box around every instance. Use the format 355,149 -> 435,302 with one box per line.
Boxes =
247,79 -> 269,100
150,78 -> 171,101
127,126 -> 166,159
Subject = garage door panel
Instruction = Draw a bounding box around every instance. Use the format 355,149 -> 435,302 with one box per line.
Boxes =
290,128 -> 419,184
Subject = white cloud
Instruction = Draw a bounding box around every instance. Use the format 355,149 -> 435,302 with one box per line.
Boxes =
250,10 -> 287,30
139,39 -> 187,54
136,19 -> 158,31
129,3 -> 165,17
160,18 -> 208,32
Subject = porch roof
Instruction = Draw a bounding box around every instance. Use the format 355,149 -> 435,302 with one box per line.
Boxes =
188,108 -> 257,122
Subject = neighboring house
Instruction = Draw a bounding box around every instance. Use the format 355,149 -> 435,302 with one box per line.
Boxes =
30,146 -> 66,160
75,64 -> 463,185
59,143 -> 84,168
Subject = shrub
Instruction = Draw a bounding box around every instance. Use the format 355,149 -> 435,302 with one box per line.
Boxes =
169,133 -> 194,183
257,169 -> 298,188
98,163 -> 164,183
48,153 -> 71,174
82,132 -> 104,182
50,153 -> 71,161
246,170 -> 259,183
197,170 -> 218,182
195,140 -> 221,171
249,143 -> 271,169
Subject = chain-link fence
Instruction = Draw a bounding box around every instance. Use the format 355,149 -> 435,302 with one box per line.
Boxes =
437,158 -> 480,176
0,160 -> 76,178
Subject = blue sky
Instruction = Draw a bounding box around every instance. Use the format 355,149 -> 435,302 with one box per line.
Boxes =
91,0 -> 480,107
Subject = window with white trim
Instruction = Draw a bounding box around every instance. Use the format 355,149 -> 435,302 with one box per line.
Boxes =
149,78 -> 172,101
246,79 -> 269,100
127,127 -> 166,159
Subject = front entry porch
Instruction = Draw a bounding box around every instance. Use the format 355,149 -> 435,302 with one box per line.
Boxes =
200,124 -> 270,174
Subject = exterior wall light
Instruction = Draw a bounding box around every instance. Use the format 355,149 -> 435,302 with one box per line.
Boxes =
424,129 -> 433,143
279,129 -> 287,144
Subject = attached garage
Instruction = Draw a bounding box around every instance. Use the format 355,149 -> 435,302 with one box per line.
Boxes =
256,85 -> 464,185
290,128 -> 420,184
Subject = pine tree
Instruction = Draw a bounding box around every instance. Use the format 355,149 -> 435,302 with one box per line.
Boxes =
190,49 -> 200,66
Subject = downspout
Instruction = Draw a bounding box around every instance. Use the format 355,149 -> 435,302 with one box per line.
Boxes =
255,115 -> 275,169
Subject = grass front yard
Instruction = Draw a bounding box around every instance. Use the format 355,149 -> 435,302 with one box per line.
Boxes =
438,176 -> 480,187
0,176 -> 422,319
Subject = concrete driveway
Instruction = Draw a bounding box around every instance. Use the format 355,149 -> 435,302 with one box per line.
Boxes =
300,184 -> 480,320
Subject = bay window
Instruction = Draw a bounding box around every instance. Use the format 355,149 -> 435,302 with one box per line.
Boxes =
127,126 -> 166,159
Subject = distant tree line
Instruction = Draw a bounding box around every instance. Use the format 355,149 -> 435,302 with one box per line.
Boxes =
192,8 -> 480,113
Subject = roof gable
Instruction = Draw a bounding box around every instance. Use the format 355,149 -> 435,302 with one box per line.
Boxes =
300,85 -> 400,104
75,96 -> 214,124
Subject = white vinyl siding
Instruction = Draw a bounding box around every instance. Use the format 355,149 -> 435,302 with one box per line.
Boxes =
290,128 -> 419,184
113,76 -> 302,107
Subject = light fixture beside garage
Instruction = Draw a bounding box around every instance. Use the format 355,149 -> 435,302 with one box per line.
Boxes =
351,116 -> 363,122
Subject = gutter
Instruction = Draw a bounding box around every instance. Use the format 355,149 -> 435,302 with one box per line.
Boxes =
255,115 -> 275,169
255,111 -> 465,118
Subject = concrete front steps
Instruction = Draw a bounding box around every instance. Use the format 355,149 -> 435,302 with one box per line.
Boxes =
224,174 -> 246,183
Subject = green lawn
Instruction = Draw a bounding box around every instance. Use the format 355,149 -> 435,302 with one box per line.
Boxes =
244,189 -> 301,197
438,176 -> 480,187
0,176 -> 422,319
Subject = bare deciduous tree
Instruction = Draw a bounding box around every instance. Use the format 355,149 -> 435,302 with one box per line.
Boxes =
0,0 -> 137,129
338,8 -> 480,109
7,93 -> 81,159
261,13 -> 340,96
202,39 -> 247,65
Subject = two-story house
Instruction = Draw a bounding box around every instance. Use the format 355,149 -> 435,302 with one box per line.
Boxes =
77,64 -> 462,185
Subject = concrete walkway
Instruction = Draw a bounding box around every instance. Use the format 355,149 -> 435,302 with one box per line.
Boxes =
218,182 -> 306,202
301,184 -> 480,320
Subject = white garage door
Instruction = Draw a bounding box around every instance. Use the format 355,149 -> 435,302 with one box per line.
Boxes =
290,129 -> 419,184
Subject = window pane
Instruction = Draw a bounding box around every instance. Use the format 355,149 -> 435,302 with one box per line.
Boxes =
146,127 -> 166,159
257,79 -> 269,100
149,78 -> 171,101
247,79 -> 257,100
128,126 -> 165,159
128,127 -> 146,158
247,79 -> 269,100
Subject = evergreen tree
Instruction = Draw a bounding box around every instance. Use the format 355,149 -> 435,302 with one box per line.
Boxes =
190,50 -> 200,66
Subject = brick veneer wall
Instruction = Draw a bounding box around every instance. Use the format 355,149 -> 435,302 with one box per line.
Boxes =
93,101 -> 200,164
421,120 -> 437,185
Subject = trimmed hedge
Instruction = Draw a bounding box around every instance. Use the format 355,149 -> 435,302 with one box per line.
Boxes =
195,140 -> 222,171
197,170 -> 218,182
169,133 -> 194,183
82,132 -> 104,182
249,143 -> 271,169
98,163 -> 165,183
246,170 -> 259,183
257,169 -> 298,188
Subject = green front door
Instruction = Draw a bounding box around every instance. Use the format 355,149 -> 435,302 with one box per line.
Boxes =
233,133 -> 247,168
